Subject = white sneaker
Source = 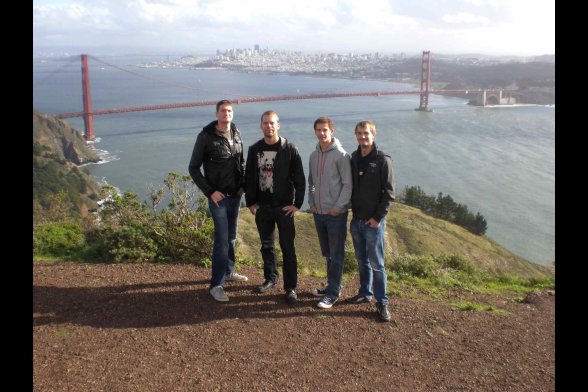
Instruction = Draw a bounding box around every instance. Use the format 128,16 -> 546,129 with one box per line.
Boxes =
317,295 -> 338,309
226,271 -> 249,282
209,285 -> 229,302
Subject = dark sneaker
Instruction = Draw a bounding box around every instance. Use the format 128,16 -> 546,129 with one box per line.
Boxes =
345,294 -> 371,304
317,295 -> 338,309
375,302 -> 391,322
311,287 -> 327,297
285,289 -> 297,305
254,280 -> 277,293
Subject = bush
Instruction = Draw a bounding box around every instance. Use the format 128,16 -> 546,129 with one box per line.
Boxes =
391,254 -> 437,278
436,254 -> 477,274
34,172 -> 216,264
33,222 -> 85,257
104,225 -> 158,263
87,173 -> 214,264
389,253 -> 477,279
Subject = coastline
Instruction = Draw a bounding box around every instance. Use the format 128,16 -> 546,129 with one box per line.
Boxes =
135,62 -> 554,105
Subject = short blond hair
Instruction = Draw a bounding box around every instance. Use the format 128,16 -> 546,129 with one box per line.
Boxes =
354,120 -> 376,136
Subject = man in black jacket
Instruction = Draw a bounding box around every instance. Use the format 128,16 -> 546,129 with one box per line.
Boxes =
245,110 -> 306,305
189,100 -> 248,302
345,120 -> 396,321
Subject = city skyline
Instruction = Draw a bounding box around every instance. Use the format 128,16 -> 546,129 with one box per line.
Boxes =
33,0 -> 554,57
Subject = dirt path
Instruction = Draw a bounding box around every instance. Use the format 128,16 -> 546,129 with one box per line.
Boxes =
33,263 -> 554,391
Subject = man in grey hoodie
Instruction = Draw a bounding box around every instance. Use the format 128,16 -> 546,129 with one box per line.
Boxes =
308,117 -> 352,309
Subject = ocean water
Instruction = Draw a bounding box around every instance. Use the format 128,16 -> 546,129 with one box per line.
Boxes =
33,55 -> 555,266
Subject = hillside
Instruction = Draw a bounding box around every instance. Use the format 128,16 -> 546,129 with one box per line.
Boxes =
236,204 -> 551,279
33,110 -> 102,218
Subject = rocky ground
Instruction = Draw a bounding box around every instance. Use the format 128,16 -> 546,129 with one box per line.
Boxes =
33,263 -> 555,391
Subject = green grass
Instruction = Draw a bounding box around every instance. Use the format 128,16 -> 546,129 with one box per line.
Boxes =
35,205 -> 554,299
53,328 -> 72,338
385,268 -> 554,299
451,301 -> 510,315
238,206 -> 552,280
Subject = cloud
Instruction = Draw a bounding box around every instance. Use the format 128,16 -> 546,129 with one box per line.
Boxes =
442,12 -> 489,24
33,0 -> 554,55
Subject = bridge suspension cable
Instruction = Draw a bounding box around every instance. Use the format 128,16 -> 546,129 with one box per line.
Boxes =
33,56 -> 78,88
89,55 -> 247,97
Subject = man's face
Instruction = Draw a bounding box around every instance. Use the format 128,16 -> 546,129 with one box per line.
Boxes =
261,114 -> 280,139
216,104 -> 233,124
355,126 -> 375,148
314,122 -> 333,144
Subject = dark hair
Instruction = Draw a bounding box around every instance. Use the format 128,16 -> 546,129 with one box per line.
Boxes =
313,116 -> 334,131
260,110 -> 279,123
354,120 -> 377,136
216,100 -> 232,112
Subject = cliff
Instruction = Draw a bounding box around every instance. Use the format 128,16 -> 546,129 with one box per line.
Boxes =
33,110 -> 100,165
33,110 -> 102,218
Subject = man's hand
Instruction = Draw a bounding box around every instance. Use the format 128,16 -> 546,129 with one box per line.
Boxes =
282,205 -> 299,217
327,209 -> 341,217
366,218 -> 380,228
248,203 -> 259,215
210,191 -> 225,207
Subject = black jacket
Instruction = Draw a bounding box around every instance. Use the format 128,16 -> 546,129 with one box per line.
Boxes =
350,143 -> 396,222
245,136 -> 306,209
188,121 -> 245,197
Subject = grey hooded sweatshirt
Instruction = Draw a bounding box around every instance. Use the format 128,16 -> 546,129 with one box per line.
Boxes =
308,137 -> 352,214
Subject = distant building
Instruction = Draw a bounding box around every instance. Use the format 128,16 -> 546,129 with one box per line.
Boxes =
254,44 -> 260,52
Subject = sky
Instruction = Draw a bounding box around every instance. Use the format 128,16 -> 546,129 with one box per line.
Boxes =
33,0 -> 555,57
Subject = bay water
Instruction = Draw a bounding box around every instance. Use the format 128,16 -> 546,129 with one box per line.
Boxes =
33,55 -> 555,266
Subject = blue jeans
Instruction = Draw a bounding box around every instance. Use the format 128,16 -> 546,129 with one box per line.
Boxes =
313,211 -> 348,298
350,217 -> 388,304
208,195 -> 241,288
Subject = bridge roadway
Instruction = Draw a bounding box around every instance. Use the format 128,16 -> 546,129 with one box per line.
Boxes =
56,89 -> 495,119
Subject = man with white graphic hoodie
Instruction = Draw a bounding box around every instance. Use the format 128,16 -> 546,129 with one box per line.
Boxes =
307,116 -> 352,309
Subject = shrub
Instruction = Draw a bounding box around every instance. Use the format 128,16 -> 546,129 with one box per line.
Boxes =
436,254 -> 477,274
104,225 -> 158,263
33,222 -> 85,257
391,254 -> 437,278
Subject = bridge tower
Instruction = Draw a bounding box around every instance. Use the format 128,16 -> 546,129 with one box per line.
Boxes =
415,50 -> 432,112
81,54 -> 95,140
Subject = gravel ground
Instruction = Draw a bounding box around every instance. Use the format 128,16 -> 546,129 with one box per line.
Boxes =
33,263 -> 555,392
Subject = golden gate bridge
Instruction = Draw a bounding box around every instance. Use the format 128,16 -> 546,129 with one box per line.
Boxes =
38,51 -> 508,140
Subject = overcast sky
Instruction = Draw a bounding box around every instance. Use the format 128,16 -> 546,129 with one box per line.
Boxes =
33,0 -> 554,56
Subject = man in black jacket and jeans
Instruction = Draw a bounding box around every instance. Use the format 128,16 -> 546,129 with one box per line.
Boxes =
245,110 -> 306,305
189,100 -> 248,302
345,120 -> 396,321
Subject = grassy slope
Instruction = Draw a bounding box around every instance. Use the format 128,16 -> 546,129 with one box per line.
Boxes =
236,203 -> 551,279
